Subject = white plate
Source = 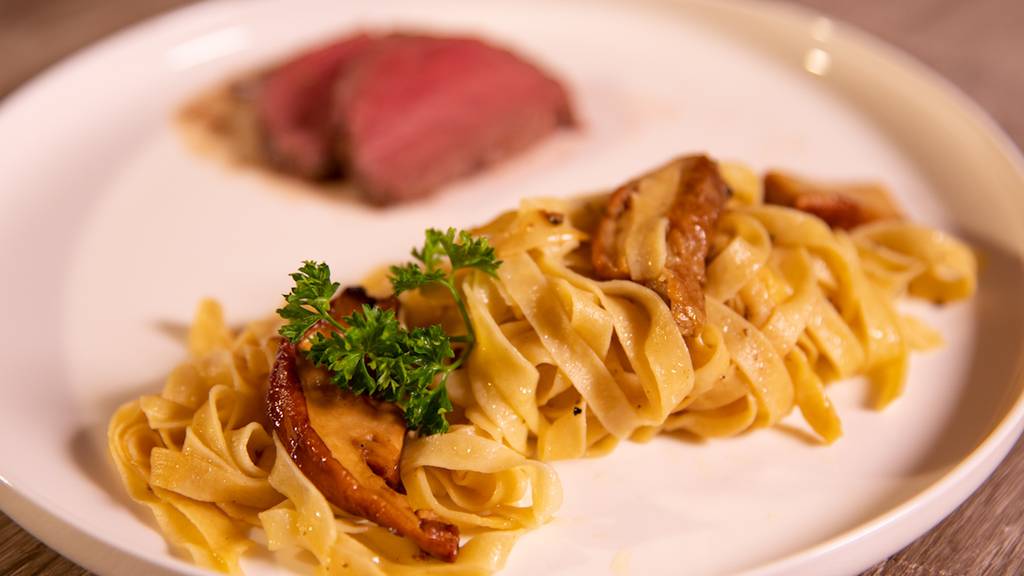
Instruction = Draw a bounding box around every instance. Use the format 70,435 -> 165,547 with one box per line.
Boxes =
1,1 -> 1023,575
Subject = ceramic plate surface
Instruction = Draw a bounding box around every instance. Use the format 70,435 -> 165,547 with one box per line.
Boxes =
1,1 -> 1022,575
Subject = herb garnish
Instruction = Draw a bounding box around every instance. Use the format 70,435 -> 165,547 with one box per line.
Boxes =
276,228 -> 500,435
389,228 -> 500,370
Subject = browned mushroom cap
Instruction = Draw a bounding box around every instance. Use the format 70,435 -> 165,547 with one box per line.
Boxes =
297,365 -> 407,490
592,154 -> 729,337
268,288 -> 460,561
764,170 -> 903,230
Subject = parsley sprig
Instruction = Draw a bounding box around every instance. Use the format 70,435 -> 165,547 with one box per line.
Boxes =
389,228 -> 500,370
277,262 -> 342,342
275,229 -> 500,435
306,306 -> 455,435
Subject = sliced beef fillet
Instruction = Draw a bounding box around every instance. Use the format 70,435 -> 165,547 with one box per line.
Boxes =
268,288 -> 460,561
332,35 -> 574,203
253,33 -> 574,201
255,34 -> 376,179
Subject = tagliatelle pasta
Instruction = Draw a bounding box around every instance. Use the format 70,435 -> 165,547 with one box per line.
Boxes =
109,160 -> 976,574
110,302 -> 561,574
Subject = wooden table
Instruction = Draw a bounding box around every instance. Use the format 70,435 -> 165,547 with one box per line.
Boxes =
1,1 -> 1021,574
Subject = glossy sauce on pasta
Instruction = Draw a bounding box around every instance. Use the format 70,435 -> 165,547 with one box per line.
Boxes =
108,162 -> 976,574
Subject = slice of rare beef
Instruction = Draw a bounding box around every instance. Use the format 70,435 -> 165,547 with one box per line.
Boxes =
332,35 -> 575,203
256,34 -> 375,179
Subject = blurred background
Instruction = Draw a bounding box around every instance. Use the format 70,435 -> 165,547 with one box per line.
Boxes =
2,0 -> 1021,147
0,0 -> 1021,575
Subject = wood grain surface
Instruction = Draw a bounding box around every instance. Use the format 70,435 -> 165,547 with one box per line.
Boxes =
1,1 -> 1021,575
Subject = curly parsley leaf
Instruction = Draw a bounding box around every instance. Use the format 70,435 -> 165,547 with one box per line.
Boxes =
276,261 -> 342,343
388,264 -> 447,294
391,228 -> 500,294
405,385 -> 453,438
433,228 -> 501,277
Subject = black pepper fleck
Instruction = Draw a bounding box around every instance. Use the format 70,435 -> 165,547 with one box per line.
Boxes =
542,211 -> 565,225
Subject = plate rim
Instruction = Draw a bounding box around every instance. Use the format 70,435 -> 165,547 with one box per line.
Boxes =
1,1 -> 1022,575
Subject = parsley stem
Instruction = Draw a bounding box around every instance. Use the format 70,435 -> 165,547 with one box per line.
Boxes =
321,309 -> 348,334
441,278 -> 476,372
